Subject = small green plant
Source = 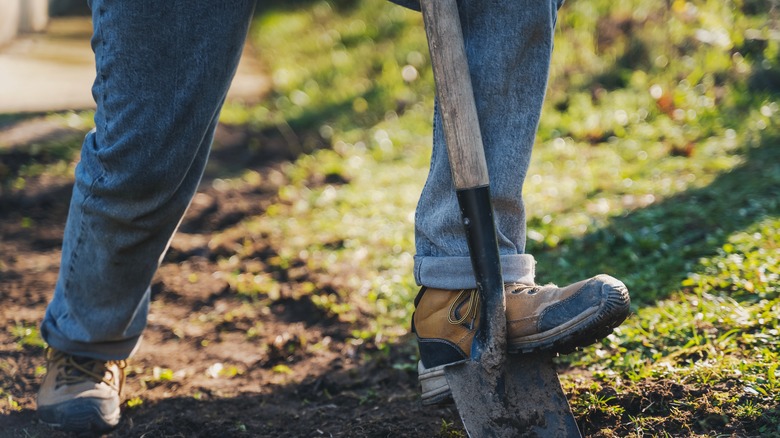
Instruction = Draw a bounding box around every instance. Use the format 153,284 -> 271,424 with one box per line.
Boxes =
126,397 -> 143,408
439,419 -> 466,438
140,366 -> 178,389
271,364 -> 293,375
0,389 -> 22,413
10,324 -> 45,349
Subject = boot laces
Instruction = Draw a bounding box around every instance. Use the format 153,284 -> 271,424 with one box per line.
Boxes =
507,283 -> 543,295
47,348 -> 126,395
447,289 -> 480,329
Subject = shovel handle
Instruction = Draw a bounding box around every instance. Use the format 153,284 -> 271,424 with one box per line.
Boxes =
420,0 -> 488,191
421,0 -> 506,365
421,3 -> 584,436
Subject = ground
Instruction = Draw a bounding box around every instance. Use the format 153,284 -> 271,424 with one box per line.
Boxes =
0,117 -> 470,438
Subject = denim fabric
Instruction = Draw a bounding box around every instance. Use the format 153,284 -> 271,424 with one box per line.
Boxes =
41,0 -> 256,360
388,0 -> 420,11
414,0 -> 560,289
41,0 -> 559,359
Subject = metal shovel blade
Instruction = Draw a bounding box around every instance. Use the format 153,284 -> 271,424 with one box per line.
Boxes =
443,190 -> 582,438
445,353 -> 581,438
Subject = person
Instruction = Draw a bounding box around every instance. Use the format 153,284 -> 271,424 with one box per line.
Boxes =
36,0 -> 630,433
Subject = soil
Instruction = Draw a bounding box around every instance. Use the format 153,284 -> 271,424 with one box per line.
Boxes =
0,118 -> 465,438
4,118 -> 760,438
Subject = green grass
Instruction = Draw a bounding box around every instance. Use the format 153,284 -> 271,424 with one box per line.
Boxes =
564,217 -> 780,435
217,0 -> 778,435
10,324 -> 46,350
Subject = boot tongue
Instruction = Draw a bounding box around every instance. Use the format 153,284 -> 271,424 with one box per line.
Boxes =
66,355 -> 108,382
80,356 -> 106,372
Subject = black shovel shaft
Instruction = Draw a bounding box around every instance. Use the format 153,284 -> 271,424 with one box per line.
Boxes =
456,186 -> 504,361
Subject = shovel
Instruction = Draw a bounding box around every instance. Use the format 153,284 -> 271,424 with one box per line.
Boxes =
420,0 -> 582,436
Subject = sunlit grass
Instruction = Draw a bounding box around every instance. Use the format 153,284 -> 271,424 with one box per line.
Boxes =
223,0 -> 778,435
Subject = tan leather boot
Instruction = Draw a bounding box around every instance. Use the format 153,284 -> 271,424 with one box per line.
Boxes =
413,274 -> 630,405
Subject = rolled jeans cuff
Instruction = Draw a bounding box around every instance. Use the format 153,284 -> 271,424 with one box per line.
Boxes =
42,327 -> 142,361
414,253 -> 536,289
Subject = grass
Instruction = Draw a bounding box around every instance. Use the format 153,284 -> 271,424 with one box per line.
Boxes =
223,0 -> 779,435
2,0 -> 778,435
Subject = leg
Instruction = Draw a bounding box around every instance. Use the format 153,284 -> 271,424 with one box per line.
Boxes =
38,0 -> 255,432
411,0 -> 630,405
41,0 -> 256,361
414,0 -> 560,289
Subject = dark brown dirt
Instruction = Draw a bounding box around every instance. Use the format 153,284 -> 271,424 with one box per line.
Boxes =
0,118 -> 465,437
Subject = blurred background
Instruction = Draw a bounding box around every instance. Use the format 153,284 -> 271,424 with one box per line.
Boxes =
1,1 -> 779,436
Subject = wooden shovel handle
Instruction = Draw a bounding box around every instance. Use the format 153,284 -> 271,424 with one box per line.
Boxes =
421,0 -> 507,366
420,0 -> 489,190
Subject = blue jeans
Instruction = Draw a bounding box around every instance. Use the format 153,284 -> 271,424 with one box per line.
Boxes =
41,0 -> 560,360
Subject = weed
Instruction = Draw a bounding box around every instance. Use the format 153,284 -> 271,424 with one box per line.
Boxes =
271,364 -> 293,375
10,323 -> 45,349
439,419 -> 466,438
0,389 -> 22,413
125,397 -> 143,408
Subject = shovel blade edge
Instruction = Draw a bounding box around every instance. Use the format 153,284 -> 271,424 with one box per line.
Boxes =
445,353 -> 581,438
